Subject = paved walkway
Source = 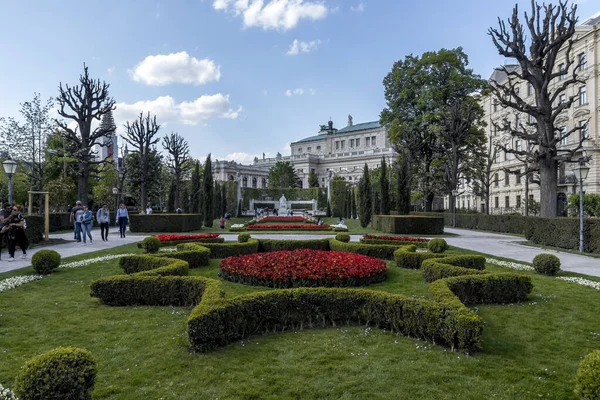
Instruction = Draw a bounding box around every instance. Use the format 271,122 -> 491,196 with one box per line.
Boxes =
1,228 -> 599,278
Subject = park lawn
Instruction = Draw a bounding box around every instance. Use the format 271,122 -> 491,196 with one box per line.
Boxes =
0,244 -> 599,399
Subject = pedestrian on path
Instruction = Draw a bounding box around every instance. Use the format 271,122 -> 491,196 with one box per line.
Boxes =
70,201 -> 83,242
96,204 -> 110,241
116,203 -> 129,238
6,205 -> 28,261
81,206 -> 93,245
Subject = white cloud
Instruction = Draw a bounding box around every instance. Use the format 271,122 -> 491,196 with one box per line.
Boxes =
350,2 -> 364,12
107,66 -> 116,74
217,151 -> 273,164
131,52 -> 221,86
213,0 -> 328,31
285,88 -> 304,96
113,94 -> 241,126
286,39 -> 321,55
309,88 -> 316,95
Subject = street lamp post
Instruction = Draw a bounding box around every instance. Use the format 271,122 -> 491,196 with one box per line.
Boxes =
3,159 -> 18,205
112,187 -> 118,223
573,164 -> 590,253
451,189 -> 459,228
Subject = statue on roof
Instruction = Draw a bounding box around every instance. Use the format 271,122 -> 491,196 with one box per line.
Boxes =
319,124 -> 328,131
328,120 -> 333,130
348,114 -> 353,127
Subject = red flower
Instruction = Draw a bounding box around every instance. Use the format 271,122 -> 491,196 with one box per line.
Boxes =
219,249 -> 387,288
154,233 -> 221,242
247,224 -> 330,230
363,234 -> 429,242
258,216 -> 311,223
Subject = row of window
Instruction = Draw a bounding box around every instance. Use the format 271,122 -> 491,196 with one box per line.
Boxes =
493,84 -> 587,112
558,53 -> 587,80
335,136 -> 377,151
297,145 -> 322,154
493,194 -> 535,209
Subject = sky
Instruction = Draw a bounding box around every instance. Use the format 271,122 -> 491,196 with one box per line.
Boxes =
0,0 -> 598,164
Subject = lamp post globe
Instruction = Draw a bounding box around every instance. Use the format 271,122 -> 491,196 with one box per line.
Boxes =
451,189 -> 459,228
2,159 -> 18,205
573,164 -> 590,253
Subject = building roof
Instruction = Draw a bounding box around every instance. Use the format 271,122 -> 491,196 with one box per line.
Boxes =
582,13 -> 600,26
488,64 -> 520,83
293,121 -> 382,144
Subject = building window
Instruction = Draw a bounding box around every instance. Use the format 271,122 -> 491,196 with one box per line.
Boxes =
494,197 -> 499,208
355,138 -> 360,147
494,174 -> 499,187
516,195 -> 521,208
580,120 -> 589,140
298,148 -> 302,153
492,125 -> 497,137
316,145 -> 321,151
528,114 -> 536,124
579,86 -> 587,105
335,141 -> 340,150
366,137 -> 371,146
527,83 -> 533,96
493,101 -> 498,112
262,178 -> 267,187
340,140 -> 345,149
243,177 -> 248,187
371,136 -> 377,146
307,147 -> 311,152
495,151 -> 500,164
558,63 -> 566,80
350,139 -> 355,148
505,196 -> 510,208
516,169 -> 522,185
515,139 -> 522,153
579,53 -> 587,71
322,178 -> 325,182
515,113 -> 520,128
504,171 -> 510,186
252,177 -> 257,188
559,94 -> 566,105
559,126 -> 567,145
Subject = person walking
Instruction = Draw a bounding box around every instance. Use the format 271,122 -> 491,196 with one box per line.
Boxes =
96,204 -> 110,241
116,203 -> 129,238
219,216 -> 226,230
6,205 -> 28,261
81,205 -> 93,245
70,201 -> 83,242
145,203 -> 153,214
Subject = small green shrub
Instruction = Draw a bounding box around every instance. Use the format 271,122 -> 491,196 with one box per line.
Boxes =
13,347 -> 97,400
258,239 -> 330,252
238,233 -> 251,243
532,253 -> 561,276
141,237 -> 161,253
428,238 -> 448,254
31,250 -> 61,275
335,232 -> 350,243
329,239 -> 398,260
576,350 -> 600,399
194,239 -> 260,259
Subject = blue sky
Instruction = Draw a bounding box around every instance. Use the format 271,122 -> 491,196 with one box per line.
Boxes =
0,0 -> 597,164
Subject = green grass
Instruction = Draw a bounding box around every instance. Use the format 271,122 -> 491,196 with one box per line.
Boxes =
1,244 -> 599,399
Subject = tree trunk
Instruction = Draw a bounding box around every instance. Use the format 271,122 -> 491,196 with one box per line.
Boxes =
524,168 -> 529,217
539,156 -> 558,217
78,162 -> 89,205
140,155 -> 148,211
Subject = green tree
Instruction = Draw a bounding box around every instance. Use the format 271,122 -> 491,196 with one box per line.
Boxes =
350,187 -> 357,219
268,161 -> 301,188
124,150 -> 162,208
167,178 -> 176,212
190,161 -> 201,213
92,162 -> 119,208
395,152 -> 411,215
308,170 -> 319,188
379,156 -> 390,215
202,154 -> 214,227
358,163 -> 372,228
221,184 -> 227,216
568,194 -> 600,217
213,181 -> 222,219
162,132 -> 191,209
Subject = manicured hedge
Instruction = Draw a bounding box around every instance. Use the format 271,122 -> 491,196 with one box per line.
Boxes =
199,239 -> 260,258
372,215 -> 444,235
258,238 -> 331,252
129,213 -> 203,233
22,215 -> 44,244
394,246 -> 448,269
576,350 -> 600,399
359,238 -> 428,248
421,257 -> 487,283
329,239 -> 399,260
187,287 -> 482,353
13,347 -> 97,400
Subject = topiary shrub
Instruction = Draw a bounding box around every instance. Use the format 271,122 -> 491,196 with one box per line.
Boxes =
13,347 -> 97,400
532,253 -> 561,276
428,238 -> 448,254
335,232 -> 350,243
238,233 -> 251,243
141,237 -> 161,254
31,250 -> 61,275
576,350 -> 600,399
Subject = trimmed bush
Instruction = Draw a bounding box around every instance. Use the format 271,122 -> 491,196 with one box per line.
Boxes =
187,287 -> 482,353
372,215 -> 444,235
258,238 -> 331,252
532,253 -> 561,276
141,237 -> 161,253
238,233 -> 251,243
13,347 -> 97,400
421,256 -> 487,283
129,213 -> 203,233
31,250 -> 61,275
428,238 -> 448,254
576,350 -> 600,399
196,239 -> 260,258
360,238 -> 428,248
335,232 -> 350,242
394,246 -> 447,269
329,239 -> 398,260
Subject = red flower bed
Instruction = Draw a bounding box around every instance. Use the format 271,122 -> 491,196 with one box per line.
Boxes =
154,233 -> 221,242
246,224 -> 330,230
219,249 -> 387,288
258,216 -> 310,223
363,234 -> 429,242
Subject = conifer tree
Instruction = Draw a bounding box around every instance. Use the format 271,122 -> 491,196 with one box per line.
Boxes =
190,161 -> 201,213
202,154 -> 214,227
350,187 -> 357,219
358,163 -> 372,228
396,152 -> 411,215
379,156 -> 390,215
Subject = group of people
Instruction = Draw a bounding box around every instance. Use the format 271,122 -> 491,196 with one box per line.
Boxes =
0,202 -> 28,261
69,201 -> 130,244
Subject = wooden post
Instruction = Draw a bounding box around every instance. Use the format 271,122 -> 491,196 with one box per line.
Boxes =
28,192 -> 32,215
44,193 -> 49,240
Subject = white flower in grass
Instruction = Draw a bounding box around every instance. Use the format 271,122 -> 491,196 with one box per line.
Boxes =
59,254 -> 136,269
159,247 -> 177,253
557,277 -> 600,290
231,224 -> 245,229
0,275 -> 43,294
486,258 -> 534,271
0,383 -> 17,400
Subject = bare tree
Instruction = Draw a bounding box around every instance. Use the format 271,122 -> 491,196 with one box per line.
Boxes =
122,112 -> 160,210
473,138 -> 498,214
162,132 -> 191,209
55,65 -> 116,204
488,1 -> 586,217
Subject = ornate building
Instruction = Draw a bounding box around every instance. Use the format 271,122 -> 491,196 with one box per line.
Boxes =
214,115 -> 396,189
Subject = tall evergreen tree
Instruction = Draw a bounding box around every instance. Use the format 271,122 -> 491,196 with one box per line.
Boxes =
396,152 -> 411,215
190,161 -> 201,213
221,184 -> 227,216
308,170 -> 319,188
182,185 -> 191,213
350,187 -> 357,219
202,154 -> 214,227
213,181 -> 221,219
345,188 -> 352,219
167,178 -> 176,213
358,163 -> 373,228
379,156 -> 390,214
326,201 -> 332,218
